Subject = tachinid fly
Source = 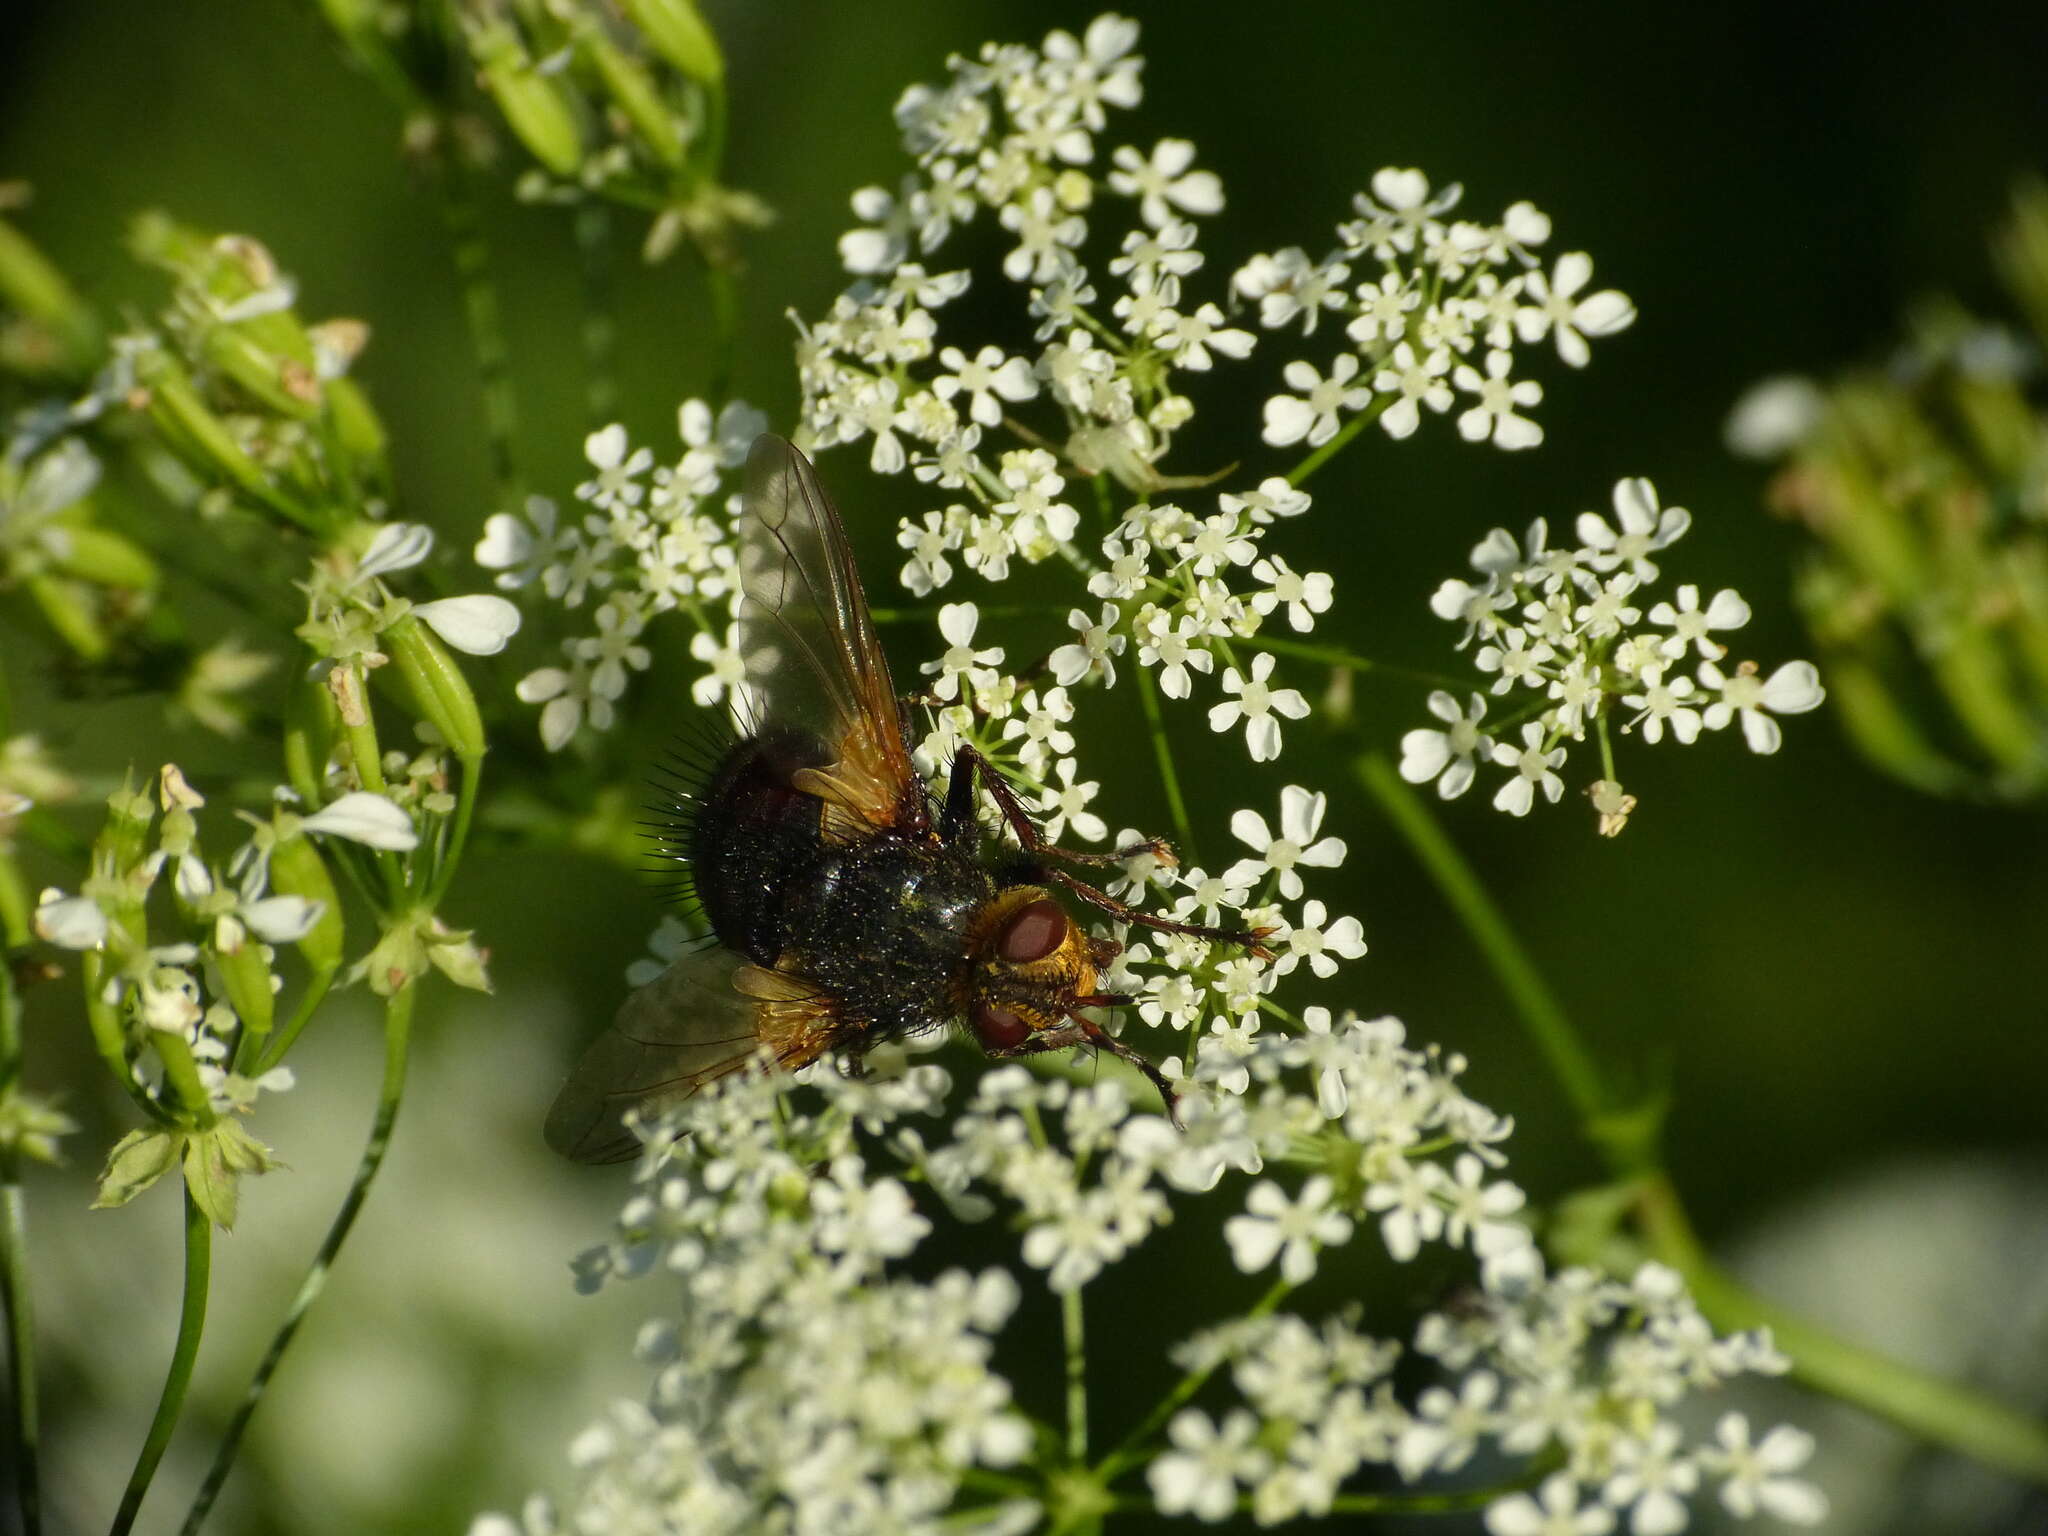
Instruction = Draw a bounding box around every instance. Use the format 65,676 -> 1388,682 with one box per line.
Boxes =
546,435 -> 1269,1162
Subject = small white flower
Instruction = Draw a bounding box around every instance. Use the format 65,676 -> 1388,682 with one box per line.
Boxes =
922,603 -> 1005,702
1262,355 -> 1370,448
1049,604 -> 1126,687
1225,786 -> 1345,900
1486,1472 -> 1616,1536
300,791 -> 419,851
1208,652 -> 1310,762
933,344 -> 1038,426
1649,583 -> 1750,660
1148,1409 -> 1269,1520
1513,251 -> 1636,367
1454,350 -> 1544,451
1620,665 -> 1702,745
577,424 -> 654,512
1400,691 -> 1493,800
1248,557 -> 1333,633
1108,138 -> 1223,228
1699,659 -> 1824,754
1491,724 -> 1567,816
1035,760 -> 1107,844
1576,478 -> 1690,582
1274,899 -> 1366,979
1700,1414 -> 1827,1524
1224,1176 -> 1353,1284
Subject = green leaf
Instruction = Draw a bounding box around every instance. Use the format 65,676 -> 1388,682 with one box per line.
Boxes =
93,1127 -> 183,1209
181,1121 -> 283,1231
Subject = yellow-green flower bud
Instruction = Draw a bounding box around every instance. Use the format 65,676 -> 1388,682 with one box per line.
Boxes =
618,0 -> 723,85
269,833 -> 344,974
382,611 -> 486,762
470,19 -> 585,177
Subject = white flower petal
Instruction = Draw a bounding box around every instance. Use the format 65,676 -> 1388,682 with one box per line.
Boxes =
357,522 -> 435,579
33,891 -> 108,950
415,594 -> 522,655
300,792 -> 419,851
243,894 -> 323,944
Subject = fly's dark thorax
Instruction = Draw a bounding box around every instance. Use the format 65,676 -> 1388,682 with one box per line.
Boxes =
690,724 -> 833,963
780,833 -> 996,1041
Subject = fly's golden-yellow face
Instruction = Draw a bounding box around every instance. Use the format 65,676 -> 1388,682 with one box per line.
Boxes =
961,886 -> 1105,1052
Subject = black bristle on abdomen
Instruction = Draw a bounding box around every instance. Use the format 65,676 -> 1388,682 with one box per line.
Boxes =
641,711 -> 741,919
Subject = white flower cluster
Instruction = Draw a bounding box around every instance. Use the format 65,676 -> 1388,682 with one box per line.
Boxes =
475,401 -> 765,749
1402,479 -> 1825,826
483,1013 -> 1822,1535
1246,168 -> 1634,454
30,767 -> 413,1117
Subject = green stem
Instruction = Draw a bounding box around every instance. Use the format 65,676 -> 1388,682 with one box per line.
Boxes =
179,981 -> 418,1535
0,963 -> 41,1536
421,754 -> 482,911
574,200 -> 618,428
1361,750 -> 2048,1483
1062,1286 -> 1087,1464
1356,752 -> 1612,1133
1093,1275 -> 1293,1485
253,966 -> 337,1077
110,1184 -> 211,1536
1130,662 -> 1195,863
1637,1174 -> 2048,1484
1247,633 -> 1473,694
703,262 -> 739,409
437,151 -> 521,508
1284,399 -> 1387,487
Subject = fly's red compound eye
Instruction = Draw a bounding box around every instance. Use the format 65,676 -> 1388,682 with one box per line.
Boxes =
999,898 -> 1068,963
970,1001 -> 1031,1052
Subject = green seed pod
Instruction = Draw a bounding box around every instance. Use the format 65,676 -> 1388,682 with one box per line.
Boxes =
470,19 -> 585,177
382,611 -> 486,762
214,938 -> 276,1039
141,359 -> 274,503
23,573 -> 108,661
201,325 -> 322,419
617,0 -> 723,85
324,376 -> 389,477
47,525 -> 160,591
0,849 -> 31,948
283,669 -> 340,808
268,832 -> 344,975
584,29 -> 685,168
0,218 -> 101,374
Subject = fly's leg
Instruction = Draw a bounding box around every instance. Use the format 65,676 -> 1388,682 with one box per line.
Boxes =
983,1014 -> 1183,1126
942,743 -> 1168,866
943,743 -> 1275,960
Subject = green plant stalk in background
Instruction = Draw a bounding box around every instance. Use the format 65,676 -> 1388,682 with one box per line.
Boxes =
1356,753 -> 2048,1483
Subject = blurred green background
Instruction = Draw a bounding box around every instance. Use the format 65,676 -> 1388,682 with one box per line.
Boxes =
4,2 -> 2047,1533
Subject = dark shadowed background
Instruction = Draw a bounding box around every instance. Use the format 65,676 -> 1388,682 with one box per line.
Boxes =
3,3 -> 2046,1532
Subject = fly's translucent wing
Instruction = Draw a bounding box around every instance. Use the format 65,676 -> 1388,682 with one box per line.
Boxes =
735,435 -> 922,836
545,944 -> 836,1164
